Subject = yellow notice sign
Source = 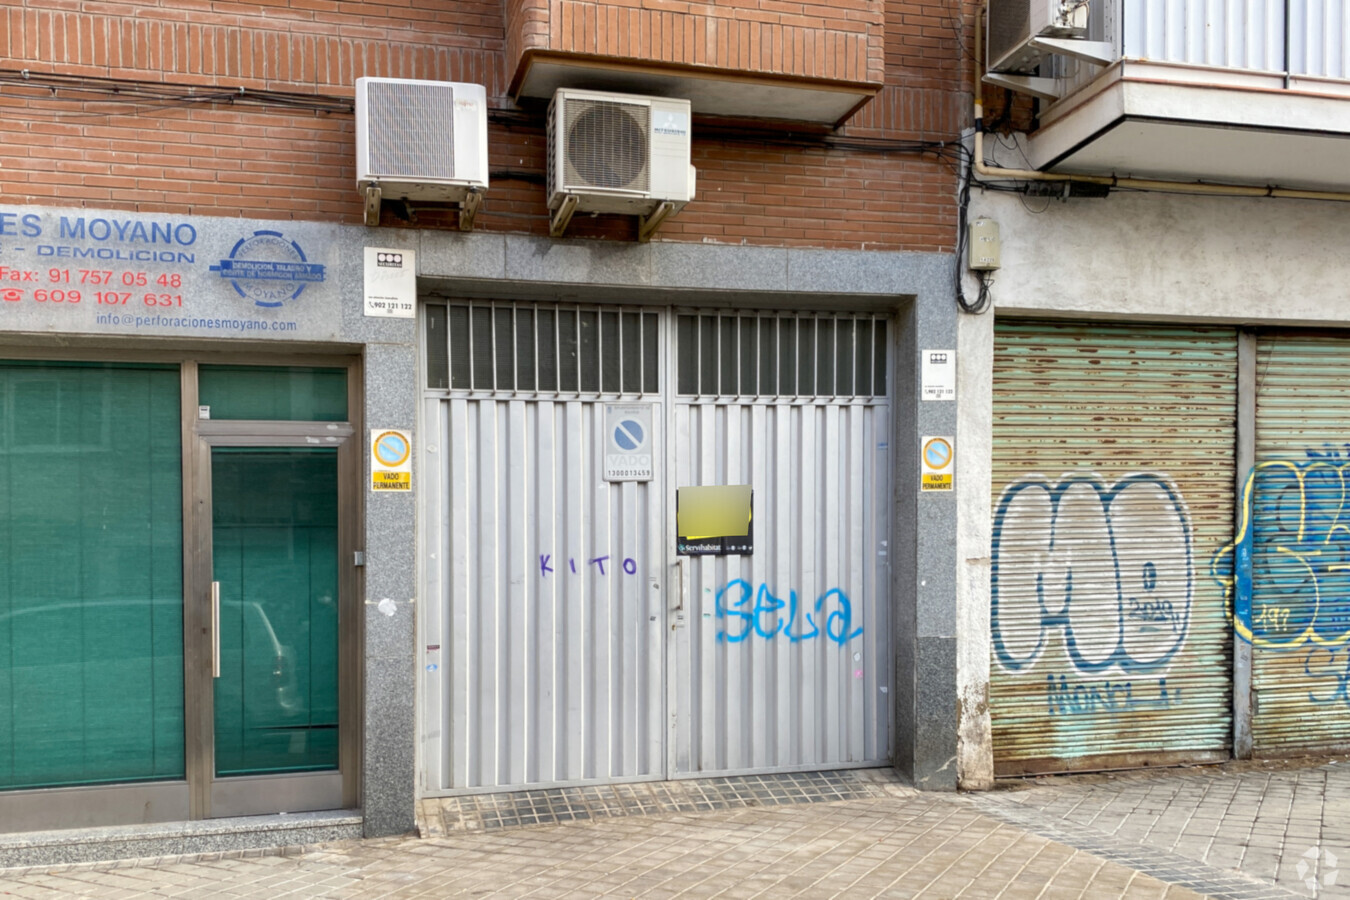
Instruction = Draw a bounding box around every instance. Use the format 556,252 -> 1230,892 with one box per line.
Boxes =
920,435 -> 954,492
371,428 -> 412,492
373,471 -> 411,491
676,484 -> 753,556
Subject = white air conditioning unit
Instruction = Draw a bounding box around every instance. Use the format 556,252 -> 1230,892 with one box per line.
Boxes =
355,77 -> 489,229
987,0 -> 1089,74
547,88 -> 696,241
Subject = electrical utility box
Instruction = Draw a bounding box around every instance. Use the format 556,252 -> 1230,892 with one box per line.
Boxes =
969,218 -> 1002,270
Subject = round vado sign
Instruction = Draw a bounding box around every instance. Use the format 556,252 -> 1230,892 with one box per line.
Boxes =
371,428 -> 412,492
920,435 -> 954,492
604,403 -> 655,482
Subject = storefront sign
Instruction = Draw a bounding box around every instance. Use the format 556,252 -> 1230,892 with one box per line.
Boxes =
371,429 -> 413,492
0,206 -> 341,341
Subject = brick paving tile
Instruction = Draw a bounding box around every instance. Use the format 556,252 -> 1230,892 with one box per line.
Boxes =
985,757 -> 1350,900
0,791 -> 1207,900
11,761 -> 1350,899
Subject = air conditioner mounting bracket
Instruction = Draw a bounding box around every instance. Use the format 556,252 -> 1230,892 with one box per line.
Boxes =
459,187 -> 483,232
1027,36 -> 1115,67
638,201 -> 675,243
363,185 -> 382,227
982,73 -> 1062,101
550,194 -> 580,238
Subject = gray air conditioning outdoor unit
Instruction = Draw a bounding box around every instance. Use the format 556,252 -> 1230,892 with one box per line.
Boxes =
547,88 -> 696,241
355,77 -> 489,229
987,0 -> 1089,74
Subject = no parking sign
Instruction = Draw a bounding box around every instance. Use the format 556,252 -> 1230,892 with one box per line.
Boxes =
921,435 -> 954,492
604,404 -> 654,482
371,429 -> 412,492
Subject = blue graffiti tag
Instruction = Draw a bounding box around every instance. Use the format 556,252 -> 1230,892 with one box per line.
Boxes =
991,472 -> 1193,675
714,579 -> 864,645
1045,675 -> 1181,716
1306,647 -> 1350,707
1211,448 -> 1350,650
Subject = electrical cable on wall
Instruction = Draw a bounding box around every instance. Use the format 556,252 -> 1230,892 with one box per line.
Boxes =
9,66 -> 998,312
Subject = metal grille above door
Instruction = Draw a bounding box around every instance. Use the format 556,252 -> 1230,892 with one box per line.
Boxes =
1244,334 -> 1350,755
426,302 -> 659,396
991,321 -> 1237,775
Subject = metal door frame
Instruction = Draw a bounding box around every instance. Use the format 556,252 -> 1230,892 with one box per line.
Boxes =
187,416 -> 360,819
0,347 -> 363,833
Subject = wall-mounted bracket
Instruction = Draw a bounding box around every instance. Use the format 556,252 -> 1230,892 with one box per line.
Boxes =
1027,36 -> 1115,67
549,194 -> 579,238
638,202 -> 675,243
363,185 -> 382,227
459,187 -> 483,232
982,73 -> 1062,101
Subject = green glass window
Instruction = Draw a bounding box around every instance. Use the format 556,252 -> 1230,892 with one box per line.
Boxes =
0,361 -> 184,790
211,448 -> 339,776
198,365 -> 347,422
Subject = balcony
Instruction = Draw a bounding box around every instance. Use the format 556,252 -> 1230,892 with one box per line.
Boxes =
994,0 -> 1350,190
504,0 -> 884,126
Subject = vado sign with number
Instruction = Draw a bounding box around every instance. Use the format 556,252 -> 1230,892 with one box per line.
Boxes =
371,428 -> 412,492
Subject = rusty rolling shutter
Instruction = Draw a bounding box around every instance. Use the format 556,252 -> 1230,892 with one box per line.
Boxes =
1244,334 -> 1350,754
991,320 -> 1236,775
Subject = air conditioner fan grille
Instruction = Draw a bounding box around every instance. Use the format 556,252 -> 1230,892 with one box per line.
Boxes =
366,81 -> 456,179
563,99 -> 650,192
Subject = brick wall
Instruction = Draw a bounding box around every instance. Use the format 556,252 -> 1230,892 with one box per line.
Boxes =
507,0 -> 885,89
0,0 -> 974,253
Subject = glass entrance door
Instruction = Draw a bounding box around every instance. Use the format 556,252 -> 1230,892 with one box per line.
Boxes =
211,446 -> 340,782
0,358 -> 358,833
197,431 -> 353,818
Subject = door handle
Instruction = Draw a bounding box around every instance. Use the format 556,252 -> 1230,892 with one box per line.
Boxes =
674,558 -> 688,614
212,581 -> 221,679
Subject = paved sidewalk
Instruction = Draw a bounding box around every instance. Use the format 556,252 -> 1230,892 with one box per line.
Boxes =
0,762 -> 1339,899
980,757 -> 1350,900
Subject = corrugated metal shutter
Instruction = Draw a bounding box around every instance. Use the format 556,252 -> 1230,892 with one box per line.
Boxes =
670,311 -> 891,776
671,402 -> 891,775
420,301 -> 666,793
421,396 -> 665,791
1247,334 -> 1350,754
991,321 -> 1236,775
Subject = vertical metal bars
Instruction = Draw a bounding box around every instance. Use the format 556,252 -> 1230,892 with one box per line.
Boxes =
425,301 -> 659,396
673,313 -> 888,400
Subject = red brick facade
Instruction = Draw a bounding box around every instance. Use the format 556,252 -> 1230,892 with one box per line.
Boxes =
506,0 -> 885,88
0,1 -> 970,252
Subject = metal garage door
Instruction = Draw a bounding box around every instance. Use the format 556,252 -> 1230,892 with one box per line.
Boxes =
669,311 -> 892,776
420,303 -> 666,791
1245,334 -> 1350,754
991,320 -> 1236,774
419,302 -> 893,792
